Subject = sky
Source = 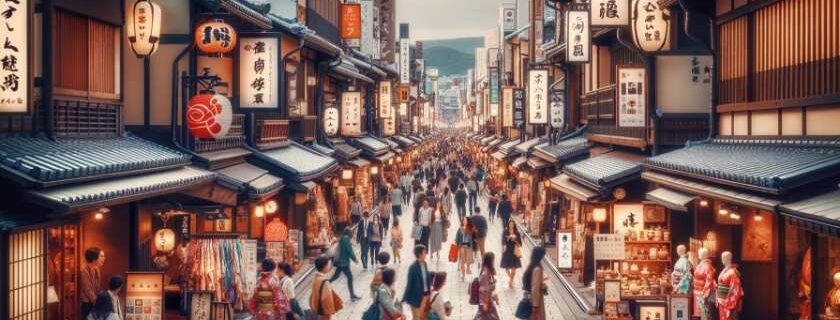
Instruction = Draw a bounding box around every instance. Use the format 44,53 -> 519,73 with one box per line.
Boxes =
396,0 -> 529,41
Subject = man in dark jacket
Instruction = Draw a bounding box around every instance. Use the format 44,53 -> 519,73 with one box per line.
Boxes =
498,194 -> 514,228
402,245 -> 431,319
454,184 -> 468,221
469,208 -> 489,258
356,212 -> 373,270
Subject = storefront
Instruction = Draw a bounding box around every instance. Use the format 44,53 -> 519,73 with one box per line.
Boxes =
352,135 -> 394,206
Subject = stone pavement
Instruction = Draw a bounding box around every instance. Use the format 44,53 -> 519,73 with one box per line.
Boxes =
297,192 -> 593,319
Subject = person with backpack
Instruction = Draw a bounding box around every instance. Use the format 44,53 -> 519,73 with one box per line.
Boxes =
427,272 -> 451,320
375,268 -> 404,319
249,259 -> 292,320
475,252 -> 500,320
277,262 -> 303,320
311,256 -> 342,320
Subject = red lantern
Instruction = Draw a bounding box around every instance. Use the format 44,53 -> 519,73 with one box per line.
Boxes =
187,94 -> 232,139
194,19 -> 237,54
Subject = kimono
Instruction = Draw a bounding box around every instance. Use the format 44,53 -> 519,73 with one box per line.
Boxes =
671,255 -> 694,294
474,269 -> 499,320
248,272 -> 289,320
692,258 -> 716,320
716,265 -> 744,320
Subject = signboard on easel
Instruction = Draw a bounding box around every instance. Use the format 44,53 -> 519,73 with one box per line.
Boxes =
125,272 -> 165,320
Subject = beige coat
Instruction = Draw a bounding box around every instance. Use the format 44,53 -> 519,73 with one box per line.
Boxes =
310,273 -> 338,318
530,267 -> 545,320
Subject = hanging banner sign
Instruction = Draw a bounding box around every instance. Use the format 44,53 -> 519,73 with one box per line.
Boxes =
239,37 -> 278,109
399,38 -> 410,84
565,10 -> 590,63
513,88 -> 525,128
340,3 -> 361,39
557,232 -> 573,269
489,68 -> 500,116
243,239 -> 258,295
399,102 -> 407,117
341,91 -> 362,136
501,4 -> 517,33
617,66 -> 646,127
0,0 -> 28,113
397,85 -> 410,103
528,69 -> 549,124
360,0 -> 375,53
382,108 -> 396,136
550,89 -> 564,129
378,81 -> 393,118
502,86 -> 514,128
323,105 -> 339,136
590,0 -> 630,26
631,0 -> 671,52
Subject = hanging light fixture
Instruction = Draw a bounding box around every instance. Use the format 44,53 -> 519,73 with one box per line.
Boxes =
254,205 -> 265,218
154,214 -> 177,253
699,199 -> 709,207
592,208 -> 608,223
126,0 -> 162,57
753,213 -> 764,222
342,168 -> 354,180
264,199 -> 278,214
371,166 -> 380,175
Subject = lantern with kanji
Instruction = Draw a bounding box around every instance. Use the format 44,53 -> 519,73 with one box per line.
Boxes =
154,228 -> 176,253
187,94 -> 233,139
126,0 -> 162,56
194,19 -> 237,54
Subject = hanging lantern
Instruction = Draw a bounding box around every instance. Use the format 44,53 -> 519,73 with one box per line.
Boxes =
195,19 -> 237,54
631,0 -> 671,52
154,228 -> 177,253
324,106 -> 340,136
126,0 -> 162,56
264,199 -> 278,214
187,93 -> 233,139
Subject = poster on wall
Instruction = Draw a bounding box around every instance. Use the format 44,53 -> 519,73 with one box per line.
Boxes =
528,69 -> 549,124
669,295 -> 691,320
323,105 -> 339,137
502,86 -> 514,127
489,68 -> 500,116
500,4 -> 517,33
0,0 -> 28,113
125,272 -> 164,320
239,37 -> 279,109
613,204 -> 645,235
593,233 -> 626,260
341,91 -> 362,136
550,89 -> 564,129
617,66 -> 646,127
378,81 -> 393,119
565,9 -> 590,63
631,0 -> 671,52
266,241 -> 285,262
557,232 -> 572,269
637,301 -> 668,320
590,0 -> 630,26
513,88 -> 525,128
741,210 -> 774,261
197,56 -> 233,97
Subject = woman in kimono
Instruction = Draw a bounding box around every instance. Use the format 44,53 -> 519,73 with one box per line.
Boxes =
475,252 -> 500,320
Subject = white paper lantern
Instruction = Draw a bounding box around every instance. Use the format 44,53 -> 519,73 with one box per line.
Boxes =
126,0 -> 162,56
154,228 -> 177,253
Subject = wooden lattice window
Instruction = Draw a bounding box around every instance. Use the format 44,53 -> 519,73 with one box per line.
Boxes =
8,229 -> 46,320
53,10 -> 121,100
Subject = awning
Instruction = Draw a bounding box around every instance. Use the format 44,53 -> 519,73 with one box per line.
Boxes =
408,136 -> 423,143
352,136 -> 390,156
480,135 -> 496,145
646,187 -> 696,212
497,138 -> 522,154
481,138 -> 504,152
527,156 -> 551,169
329,59 -> 375,84
348,158 -> 371,168
533,133 -> 591,164
391,136 -> 416,148
311,143 -> 336,157
642,171 -> 782,211
512,156 -> 528,169
563,153 -> 643,194
28,166 -> 217,212
253,142 -> 339,182
514,137 -> 543,154
780,189 -> 840,236
216,162 -> 284,199
491,151 -> 507,161
364,151 -> 395,163
195,147 -> 252,170
288,181 -> 317,192
332,142 -> 362,161
549,174 -> 598,201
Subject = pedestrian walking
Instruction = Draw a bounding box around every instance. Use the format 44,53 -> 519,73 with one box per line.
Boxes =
487,191 -> 499,224
356,212 -> 374,269
475,252 -> 500,320
497,194 -> 514,229
329,228 -> 361,301
277,262 -> 304,319
379,198 -> 392,232
476,165 -> 486,194
440,187 -> 452,219
402,245 -> 432,320
500,220 -> 523,288
375,268 -> 405,319
391,219 -> 403,264
455,217 -> 476,281
467,177 -> 478,213
369,214 -> 385,267
390,186 -> 403,217
429,202 -> 445,261
417,199 -> 433,247
350,196 -> 363,224
312,256 -> 343,319
470,207 -> 489,258
81,247 -> 105,318
248,259 -> 291,320
400,172 -> 411,204
370,252 -> 391,297
428,272 -> 452,320
522,247 -> 548,320
454,184 -> 468,220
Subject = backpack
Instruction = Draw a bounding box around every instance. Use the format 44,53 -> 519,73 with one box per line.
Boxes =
362,289 -> 382,320
469,277 -> 480,305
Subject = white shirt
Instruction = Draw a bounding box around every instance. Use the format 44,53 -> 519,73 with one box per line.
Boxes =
280,276 -> 296,300
108,290 -> 123,320
419,207 -> 432,226
429,291 -> 449,320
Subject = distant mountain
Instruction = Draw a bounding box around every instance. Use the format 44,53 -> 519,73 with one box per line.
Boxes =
422,37 -> 483,76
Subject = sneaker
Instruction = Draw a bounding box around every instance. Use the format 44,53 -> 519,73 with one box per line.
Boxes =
351,296 -> 362,301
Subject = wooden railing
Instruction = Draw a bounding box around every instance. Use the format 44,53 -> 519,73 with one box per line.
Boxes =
256,119 -> 290,147
193,114 -> 246,153
53,97 -> 122,138
290,115 -> 318,142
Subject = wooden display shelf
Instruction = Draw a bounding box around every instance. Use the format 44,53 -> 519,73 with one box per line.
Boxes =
623,259 -> 672,263
624,240 -> 671,245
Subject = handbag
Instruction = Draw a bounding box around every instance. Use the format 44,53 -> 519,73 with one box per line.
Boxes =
412,225 -> 423,240
448,243 -> 459,262
515,296 -> 532,319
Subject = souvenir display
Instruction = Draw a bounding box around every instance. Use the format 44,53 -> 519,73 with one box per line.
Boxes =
185,238 -> 249,307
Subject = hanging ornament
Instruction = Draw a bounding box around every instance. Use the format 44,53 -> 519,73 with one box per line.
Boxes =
187,94 -> 233,139
194,19 -> 237,54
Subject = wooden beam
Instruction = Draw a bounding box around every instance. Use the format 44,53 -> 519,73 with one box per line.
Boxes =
716,94 -> 840,112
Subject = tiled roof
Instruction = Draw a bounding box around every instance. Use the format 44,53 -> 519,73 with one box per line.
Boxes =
391,136 -> 415,147
563,154 -> 642,191
0,212 -> 49,231
29,166 -> 216,211
311,143 -> 335,156
332,142 -> 362,160
497,138 -> 522,157
533,136 -> 591,163
408,136 -> 423,143
780,189 -> 840,231
514,137 -> 543,154
0,133 -> 191,186
480,136 -> 496,145
256,142 -> 338,182
481,139 -> 505,152
216,162 -> 283,198
352,136 -> 390,156
644,139 -> 840,193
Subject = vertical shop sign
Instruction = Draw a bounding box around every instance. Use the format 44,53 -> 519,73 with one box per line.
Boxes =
243,240 -> 258,295
550,89 -> 564,129
0,0 -> 28,113
399,38 -> 410,84
513,88 -> 525,128
489,67 -> 500,116
323,104 -> 339,137
189,291 -> 213,320
590,0 -> 630,26
341,91 -> 362,136
528,69 -> 549,124
500,4 -> 517,33
382,108 -> 396,136
502,86 -> 514,127
379,81 -> 392,119
340,3 -> 362,40
616,66 -> 646,127
239,37 -> 278,109
557,232 -> 573,269
360,0 -> 375,54
565,9 -> 590,63
631,0 -> 670,52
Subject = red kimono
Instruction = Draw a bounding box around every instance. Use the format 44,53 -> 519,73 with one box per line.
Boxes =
692,258 -> 716,319
248,273 -> 290,320
717,265 -> 744,320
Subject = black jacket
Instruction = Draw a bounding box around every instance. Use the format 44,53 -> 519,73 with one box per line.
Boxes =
402,261 -> 431,307
470,215 -> 488,238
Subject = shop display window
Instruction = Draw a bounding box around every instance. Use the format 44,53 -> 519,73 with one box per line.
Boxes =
304,185 -> 334,249
785,223 -> 840,319
48,225 -> 78,320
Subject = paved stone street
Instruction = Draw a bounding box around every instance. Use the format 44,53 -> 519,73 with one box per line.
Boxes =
297,191 -> 591,319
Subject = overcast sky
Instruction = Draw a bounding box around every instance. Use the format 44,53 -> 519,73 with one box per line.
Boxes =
396,0 -> 528,41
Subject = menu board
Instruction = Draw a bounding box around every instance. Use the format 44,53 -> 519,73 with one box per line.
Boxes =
125,272 -> 164,320
593,233 -> 626,260
188,291 -> 213,320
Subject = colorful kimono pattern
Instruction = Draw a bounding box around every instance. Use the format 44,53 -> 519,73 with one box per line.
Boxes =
248,273 -> 290,320
692,258 -> 716,320
716,266 -> 744,320
671,255 -> 694,294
